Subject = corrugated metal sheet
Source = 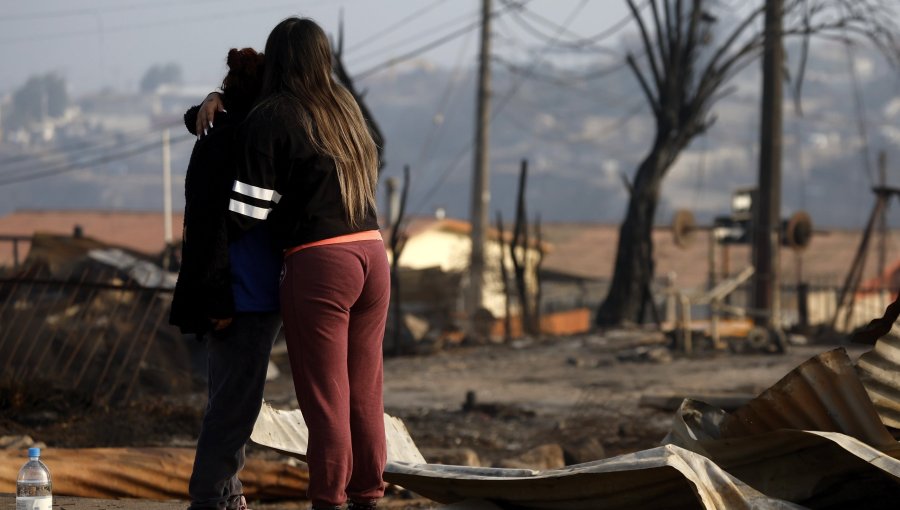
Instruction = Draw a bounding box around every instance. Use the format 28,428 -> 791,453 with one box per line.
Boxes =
385,445 -> 804,510
250,403 -> 800,509
719,348 -> 896,448
856,335 -> 900,429
667,399 -> 900,505
0,447 -> 308,500
248,348 -> 900,508
251,402 -> 426,465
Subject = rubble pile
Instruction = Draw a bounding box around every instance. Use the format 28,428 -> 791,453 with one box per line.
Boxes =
0,234 -> 204,405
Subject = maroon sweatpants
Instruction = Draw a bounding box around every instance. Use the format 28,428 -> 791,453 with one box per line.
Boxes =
279,239 -> 390,507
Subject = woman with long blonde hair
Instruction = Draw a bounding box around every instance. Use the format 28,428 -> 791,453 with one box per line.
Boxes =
222,18 -> 388,510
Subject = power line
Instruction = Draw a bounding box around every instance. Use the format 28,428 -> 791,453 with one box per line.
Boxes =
346,0 -> 449,53
413,27 -> 477,172
0,0 -> 224,22
0,132 -> 193,187
490,0 -> 589,116
346,8 -> 481,65
0,120 -> 181,167
354,17 -> 483,80
843,40 -> 874,186
508,0 -> 648,50
410,0 -> 589,214
0,2 -> 306,44
501,0 -> 585,43
493,55 -> 628,87
353,2 -> 526,81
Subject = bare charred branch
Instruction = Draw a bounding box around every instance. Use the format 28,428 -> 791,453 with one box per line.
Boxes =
332,14 -> 387,171
599,0 -> 900,326
496,211 -> 512,343
388,165 -> 410,355
627,53 -> 661,115
626,0 -> 664,89
649,0 -> 670,71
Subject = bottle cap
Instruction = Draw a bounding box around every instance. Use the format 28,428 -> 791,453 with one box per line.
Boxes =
28,447 -> 40,458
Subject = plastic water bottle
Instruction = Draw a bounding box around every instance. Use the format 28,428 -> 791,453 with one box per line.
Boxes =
16,447 -> 52,510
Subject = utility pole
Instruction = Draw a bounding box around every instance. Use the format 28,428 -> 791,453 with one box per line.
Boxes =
752,0 -> 783,328
878,150 -> 888,281
162,128 -> 173,244
468,0 -> 492,317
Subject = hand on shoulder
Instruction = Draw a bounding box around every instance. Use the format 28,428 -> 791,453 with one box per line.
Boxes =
197,92 -> 226,139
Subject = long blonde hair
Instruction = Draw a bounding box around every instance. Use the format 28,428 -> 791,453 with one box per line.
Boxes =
261,17 -> 378,227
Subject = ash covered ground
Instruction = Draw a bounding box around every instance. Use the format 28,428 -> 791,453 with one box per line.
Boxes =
0,332 -> 863,508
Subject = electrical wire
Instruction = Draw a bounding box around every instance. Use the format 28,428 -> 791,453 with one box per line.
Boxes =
346,0 -> 449,53
0,119 -> 182,167
493,55 -> 629,87
0,2 -> 307,44
0,131 -> 193,187
346,8 -> 482,66
503,0 -> 648,50
410,0 -> 590,214
0,0 -> 224,22
502,0 -> 585,44
491,0 -> 589,118
413,27 -> 476,172
353,1 -> 525,80
843,40 -> 874,186
354,19 -> 483,80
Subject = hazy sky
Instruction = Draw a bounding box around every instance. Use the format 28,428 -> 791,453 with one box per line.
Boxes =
0,0 -> 632,95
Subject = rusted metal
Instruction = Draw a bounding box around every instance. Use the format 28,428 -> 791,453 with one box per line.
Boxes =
720,348 -> 896,448
116,302 -> 168,404
93,289 -> 157,402
1,273 -> 189,404
58,272 -> 126,379
0,447 -> 308,500
1,269 -> 55,374
0,233 -> 197,403
73,281 -> 146,390
857,334 -> 900,429
18,268 -> 90,380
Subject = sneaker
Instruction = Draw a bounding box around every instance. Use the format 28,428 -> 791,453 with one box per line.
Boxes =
227,495 -> 248,510
347,500 -> 377,509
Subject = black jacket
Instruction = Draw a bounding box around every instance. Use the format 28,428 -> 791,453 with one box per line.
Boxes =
226,95 -> 380,248
169,106 -> 239,335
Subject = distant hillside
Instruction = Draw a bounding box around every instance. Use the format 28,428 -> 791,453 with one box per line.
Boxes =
364,42 -> 900,229
0,42 -> 897,229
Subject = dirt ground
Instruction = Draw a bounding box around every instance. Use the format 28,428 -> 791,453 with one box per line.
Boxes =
0,330 -> 868,508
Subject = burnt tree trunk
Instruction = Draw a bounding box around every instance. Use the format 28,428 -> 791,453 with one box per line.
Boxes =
510,160 -> 538,336
533,213 -> 544,331
389,166 -> 410,355
496,211 -> 513,343
332,15 -> 386,171
595,0 -> 899,327
597,135 -> 683,326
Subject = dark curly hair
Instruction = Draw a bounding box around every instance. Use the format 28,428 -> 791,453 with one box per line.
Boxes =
221,47 -> 265,116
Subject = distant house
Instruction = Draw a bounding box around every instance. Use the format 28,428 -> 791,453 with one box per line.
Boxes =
0,209 -> 883,332
386,216 -> 547,321
537,222 -> 887,331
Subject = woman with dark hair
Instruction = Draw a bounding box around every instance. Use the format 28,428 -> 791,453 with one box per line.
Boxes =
207,17 -> 389,510
171,48 -> 283,510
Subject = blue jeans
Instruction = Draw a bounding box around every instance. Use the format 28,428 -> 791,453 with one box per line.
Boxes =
188,311 -> 282,509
